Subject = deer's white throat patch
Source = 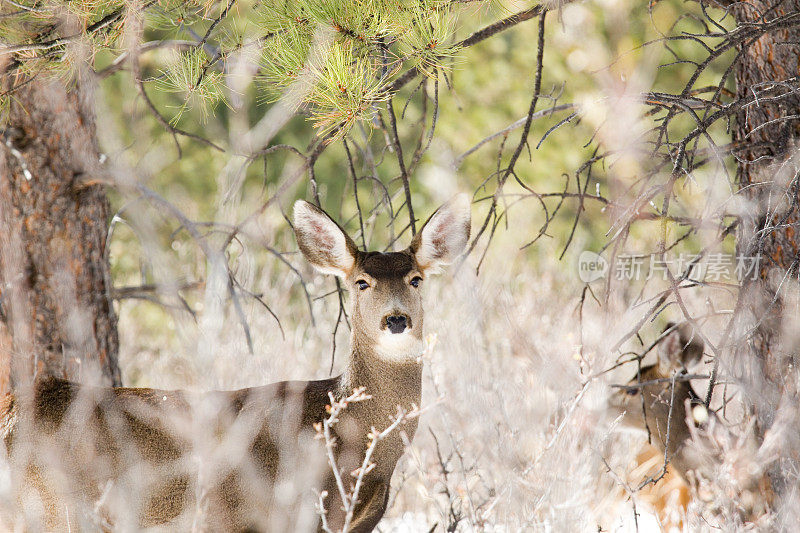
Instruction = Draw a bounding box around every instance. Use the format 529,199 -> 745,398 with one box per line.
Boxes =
374,330 -> 424,362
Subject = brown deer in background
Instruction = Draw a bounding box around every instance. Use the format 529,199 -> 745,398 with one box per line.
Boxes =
609,322 -> 772,527
610,322 -> 706,477
0,194 -> 471,532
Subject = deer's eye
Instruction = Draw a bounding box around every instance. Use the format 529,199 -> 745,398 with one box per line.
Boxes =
356,280 -> 370,291
410,276 -> 422,288
625,388 -> 639,396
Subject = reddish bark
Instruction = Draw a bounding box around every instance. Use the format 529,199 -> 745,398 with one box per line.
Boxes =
0,75 -> 121,391
731,0 -> 800,430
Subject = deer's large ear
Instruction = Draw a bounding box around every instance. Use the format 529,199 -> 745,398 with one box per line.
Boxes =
658,322 -> 704,372
410,193 -> 471,273
293,200 -> 358,278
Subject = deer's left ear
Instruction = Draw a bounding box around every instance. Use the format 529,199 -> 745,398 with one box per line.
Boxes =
658,322 -> 704,373
410,193 -> 471,273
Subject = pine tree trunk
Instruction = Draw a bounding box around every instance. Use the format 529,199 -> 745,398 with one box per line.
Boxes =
731,0 -> 800,434
0,74 -> 121,392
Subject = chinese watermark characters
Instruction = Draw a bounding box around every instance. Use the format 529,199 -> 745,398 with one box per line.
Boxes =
578,252 -> 761,282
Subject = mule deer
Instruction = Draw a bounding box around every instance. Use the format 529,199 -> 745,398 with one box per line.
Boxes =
610,322 -> 705,477
609,322 -> 771,525
0,194 -> 471,532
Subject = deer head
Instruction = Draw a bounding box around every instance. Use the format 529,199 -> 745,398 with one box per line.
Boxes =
610,322 -> 705,438
656,321 -> 704,375
293,194 -> 471,362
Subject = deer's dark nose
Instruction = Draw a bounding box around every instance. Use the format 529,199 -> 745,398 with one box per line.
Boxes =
386,315 -> 407,334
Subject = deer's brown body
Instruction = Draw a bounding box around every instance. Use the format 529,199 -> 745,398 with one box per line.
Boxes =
1,365 -> 408,531
0,196 -> 471,532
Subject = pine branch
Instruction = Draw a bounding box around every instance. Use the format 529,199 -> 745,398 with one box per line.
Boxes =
389,4 -> 547,93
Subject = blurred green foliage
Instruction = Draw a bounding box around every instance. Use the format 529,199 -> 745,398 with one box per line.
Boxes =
88,0 -> 737,254
2,0 -> 739,351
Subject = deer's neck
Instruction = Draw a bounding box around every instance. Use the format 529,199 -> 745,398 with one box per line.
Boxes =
342,335 -> 422,409
337,337 -> 422,475
640,371 -> 697,456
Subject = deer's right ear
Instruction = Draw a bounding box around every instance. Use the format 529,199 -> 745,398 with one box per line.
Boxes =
293,200 -> 358,278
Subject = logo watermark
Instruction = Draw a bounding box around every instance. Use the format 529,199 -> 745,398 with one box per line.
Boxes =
578,251 -> 609,283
